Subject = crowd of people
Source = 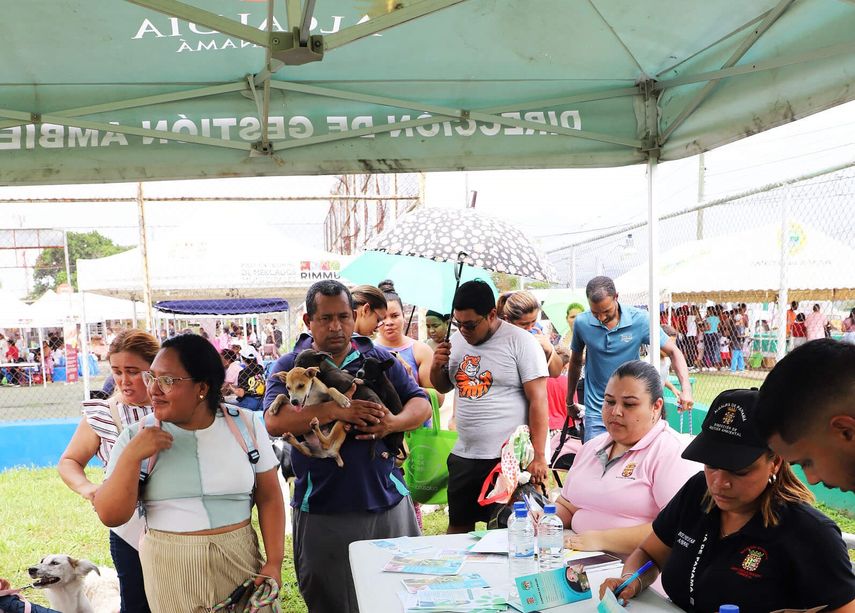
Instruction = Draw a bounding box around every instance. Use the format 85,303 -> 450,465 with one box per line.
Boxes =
3,274 -> 855,613
662,300 -> 852,373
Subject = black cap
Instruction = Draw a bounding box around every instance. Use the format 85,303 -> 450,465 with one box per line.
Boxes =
682,388 -> 769,471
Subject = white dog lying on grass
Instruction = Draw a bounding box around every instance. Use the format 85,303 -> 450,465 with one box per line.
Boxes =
27,555 -> 120,613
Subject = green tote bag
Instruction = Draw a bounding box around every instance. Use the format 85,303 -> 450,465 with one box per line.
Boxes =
404,389 -> 458,505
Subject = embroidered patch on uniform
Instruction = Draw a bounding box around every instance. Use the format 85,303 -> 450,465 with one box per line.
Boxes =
741,548 -> 765,572
621,462 -> 637,478
620,333 -> 633,343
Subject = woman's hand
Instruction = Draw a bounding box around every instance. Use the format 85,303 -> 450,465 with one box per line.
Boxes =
78,481 -> 99,504
565,530 -> 604,552
255,560 -> 282,588
125,426 -> 173,462
599,576 -> 641,603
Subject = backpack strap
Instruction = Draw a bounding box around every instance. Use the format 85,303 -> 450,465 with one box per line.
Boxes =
222,405 -> 260,465
135,413 -> 161,485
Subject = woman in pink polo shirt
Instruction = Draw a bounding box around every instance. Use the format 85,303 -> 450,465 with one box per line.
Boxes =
555,360 -> 700,555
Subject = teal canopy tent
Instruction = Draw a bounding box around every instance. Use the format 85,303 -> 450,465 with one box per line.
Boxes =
1,0 -> 854,185
3,0 -> 855,355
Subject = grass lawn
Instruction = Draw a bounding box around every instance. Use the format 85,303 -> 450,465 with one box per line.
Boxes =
0,467 -> 450,612
2,467 -> 851,610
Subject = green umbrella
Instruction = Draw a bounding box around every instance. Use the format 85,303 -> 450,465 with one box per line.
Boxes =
340,251 -> 497,314
538,290 -> 587,336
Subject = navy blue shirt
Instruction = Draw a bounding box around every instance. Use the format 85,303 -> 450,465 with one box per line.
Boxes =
263,333 -> 427,514
653,472 -> 855,613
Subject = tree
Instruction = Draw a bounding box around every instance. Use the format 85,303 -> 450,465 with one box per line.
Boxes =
31,231 -> 130,298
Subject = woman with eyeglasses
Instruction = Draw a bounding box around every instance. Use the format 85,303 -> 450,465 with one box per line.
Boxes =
58,329 -> 159,613
497,291 -> 564,378
94,334 -> 284,613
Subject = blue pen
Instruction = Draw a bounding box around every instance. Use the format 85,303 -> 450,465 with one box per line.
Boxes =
613,560 -> 654,597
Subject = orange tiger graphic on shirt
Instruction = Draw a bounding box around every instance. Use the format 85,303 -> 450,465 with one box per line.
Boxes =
455,354 -> 493,399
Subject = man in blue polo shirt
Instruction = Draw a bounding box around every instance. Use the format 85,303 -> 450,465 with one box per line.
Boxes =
264,280 -> 430,613
566,276 -> 693,441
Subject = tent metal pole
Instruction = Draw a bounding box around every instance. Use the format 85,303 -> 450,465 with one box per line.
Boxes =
37,327 -> 46,388
137,184 -> 154,334
80,294 -> 91,401
775,188 -> 791,363
647,155 -> 660,368
569,246 -> 577,291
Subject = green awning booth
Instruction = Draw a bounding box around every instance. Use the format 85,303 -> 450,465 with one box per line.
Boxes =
2,0 -> 854,185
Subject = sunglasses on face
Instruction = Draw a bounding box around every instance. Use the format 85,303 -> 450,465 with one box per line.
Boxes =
452,317 -> 485,331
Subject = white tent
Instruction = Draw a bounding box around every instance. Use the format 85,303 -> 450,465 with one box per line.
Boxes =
29,290 -> 145,326
615,221 -> 855,304
77,230 -> 353,302
0,291 -> 36,328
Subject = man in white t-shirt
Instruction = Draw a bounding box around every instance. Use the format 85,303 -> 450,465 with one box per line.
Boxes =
431,280 -> 549,534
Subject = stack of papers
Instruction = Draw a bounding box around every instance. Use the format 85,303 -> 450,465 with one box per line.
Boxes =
399,587 -> 509,612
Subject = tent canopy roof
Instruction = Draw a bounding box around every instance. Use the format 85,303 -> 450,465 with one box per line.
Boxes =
615,221 -> 855,303
155,298 -> 289,316
2,0 -> 855,184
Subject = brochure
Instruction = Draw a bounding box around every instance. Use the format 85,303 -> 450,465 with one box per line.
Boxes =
401,574 -> 490,594
398,587 -> 509,612
383,551 -> 466,575
513,564 -> 592,612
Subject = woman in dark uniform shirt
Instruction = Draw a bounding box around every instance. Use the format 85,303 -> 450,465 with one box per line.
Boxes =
600,388 -> 855,613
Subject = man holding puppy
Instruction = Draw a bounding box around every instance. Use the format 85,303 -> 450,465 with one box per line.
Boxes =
431,280 -> 549,535
264,280 -> 430,613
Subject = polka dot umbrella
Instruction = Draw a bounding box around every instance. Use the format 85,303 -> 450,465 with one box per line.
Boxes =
364,208 -> 557,283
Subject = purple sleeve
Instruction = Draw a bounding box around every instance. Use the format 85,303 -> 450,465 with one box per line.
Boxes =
262,354 -> 295,411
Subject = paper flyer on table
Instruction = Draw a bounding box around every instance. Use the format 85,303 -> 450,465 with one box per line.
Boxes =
513,564 -> 592,612
401,574 -> 490,594
398,587 -> 509,612
383,551 -> 466,575
468,529 -> 509,553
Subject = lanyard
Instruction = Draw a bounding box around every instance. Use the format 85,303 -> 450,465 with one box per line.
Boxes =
688,530 -> 709,607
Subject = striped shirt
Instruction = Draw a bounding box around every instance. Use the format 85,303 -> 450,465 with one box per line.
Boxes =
81,399 -> 153,465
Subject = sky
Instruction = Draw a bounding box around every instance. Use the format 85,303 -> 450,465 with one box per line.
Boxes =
1,99 -> 854,297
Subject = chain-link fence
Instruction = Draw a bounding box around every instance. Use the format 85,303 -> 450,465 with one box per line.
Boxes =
324,173 -> 423,254
1,176 -> 426,423
550,165 -> 855,422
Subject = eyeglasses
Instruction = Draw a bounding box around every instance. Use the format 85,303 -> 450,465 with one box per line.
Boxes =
142,371 -> 194,393
452,316 -> 485,331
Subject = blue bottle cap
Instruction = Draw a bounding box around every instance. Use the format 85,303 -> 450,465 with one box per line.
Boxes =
544,504 -> 556,514
513,501 -> 526,510
719,605 -> 739,613
515,508 -> 528,518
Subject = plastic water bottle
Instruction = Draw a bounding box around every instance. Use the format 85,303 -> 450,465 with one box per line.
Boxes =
537,504 -> 564,571
508,508 -> 537,578
507,501 -> 527,531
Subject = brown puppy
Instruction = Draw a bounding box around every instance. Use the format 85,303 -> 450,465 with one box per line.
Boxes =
268,366 -> 353,467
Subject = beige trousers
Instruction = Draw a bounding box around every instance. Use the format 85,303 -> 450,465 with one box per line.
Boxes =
139,524 -> 272,613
